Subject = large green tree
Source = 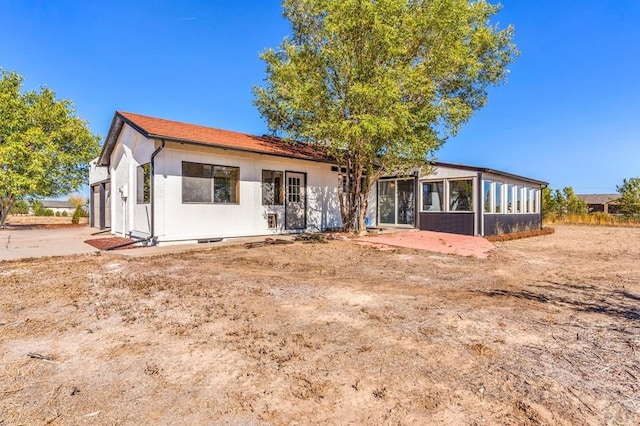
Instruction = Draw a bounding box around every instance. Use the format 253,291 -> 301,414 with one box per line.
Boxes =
616,177 -> 640,215
542,186 -> 587,218
254,0 -> 517,232
0,70 -> 101,226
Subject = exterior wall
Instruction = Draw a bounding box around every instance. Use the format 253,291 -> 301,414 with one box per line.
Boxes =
107,126 -> 342,243
481,171 -> 542,236
419,212 -> 475,235
89,158 -> 109,185
109,124 -> 147,237
416,165 -> 479,235
154,143 -> 342,243
484,214 -> 541,236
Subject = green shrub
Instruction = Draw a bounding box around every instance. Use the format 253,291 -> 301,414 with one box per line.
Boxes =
43,209 -> 54,216
71,205 -> 82,224
9,199 -> 29,214
31,200 -> 45,216
55,211 -> 61,217
61,211 -> 68,217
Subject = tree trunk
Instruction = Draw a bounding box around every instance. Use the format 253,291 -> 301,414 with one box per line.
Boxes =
0,196 -> 15,228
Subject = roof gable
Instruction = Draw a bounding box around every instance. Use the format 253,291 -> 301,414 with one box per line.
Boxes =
97,111 -> 330,166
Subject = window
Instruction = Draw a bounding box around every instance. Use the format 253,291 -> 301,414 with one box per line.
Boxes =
495,183 -> 503,213
287,176 -> 301,203
531,189 -> 538,213
449,180 -> 473,212
524,188 -> 530,213
506,184 -> 514,213
483,181 -> 492,213
262,170 -> 283,205
515,186 -> 522,213
136,163 -> 150,204
422,181 -> 444,211
182,161 -> 239,204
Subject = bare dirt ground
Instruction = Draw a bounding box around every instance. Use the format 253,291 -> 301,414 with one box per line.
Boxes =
1,225 -> 639,425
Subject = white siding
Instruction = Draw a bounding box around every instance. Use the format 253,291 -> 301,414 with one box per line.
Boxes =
107,126 -> 343,244
155,144 -> 342,243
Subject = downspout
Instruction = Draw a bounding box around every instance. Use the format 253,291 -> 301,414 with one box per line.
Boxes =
477,171 -> 483,236
149,139 -> 165,245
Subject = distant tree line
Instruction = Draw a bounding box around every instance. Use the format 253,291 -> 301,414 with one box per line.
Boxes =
543,177 -> 640,220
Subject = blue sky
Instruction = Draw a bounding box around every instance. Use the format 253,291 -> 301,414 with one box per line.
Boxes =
1,0 -> 638,194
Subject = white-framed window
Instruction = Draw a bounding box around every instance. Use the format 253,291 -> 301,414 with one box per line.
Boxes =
182,161 -> 239,204
421,181 -> 444,211
449,179 -> 473,212
506,184 -> 514,213
515,186 -> 522,213
523,188 -> 530,213
262,170 -> 283,206
421,178 -> 474,213
483,181 -> 493,213
494,182 -> 503,213
531,188 -> 539,213
136,163 -> 150,204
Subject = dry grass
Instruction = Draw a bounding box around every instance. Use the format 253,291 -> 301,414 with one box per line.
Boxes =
1,225 -> 639,424
545,212 -> 640,227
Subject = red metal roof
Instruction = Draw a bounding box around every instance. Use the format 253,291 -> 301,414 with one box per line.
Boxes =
117,111 -> 329,162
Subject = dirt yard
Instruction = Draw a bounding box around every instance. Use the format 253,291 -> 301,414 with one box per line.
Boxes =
1,225 -> 639,425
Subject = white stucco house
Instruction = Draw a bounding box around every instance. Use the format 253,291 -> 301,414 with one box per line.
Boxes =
89,111 -> 545,245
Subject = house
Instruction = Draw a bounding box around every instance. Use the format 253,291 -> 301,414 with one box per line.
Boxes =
39,200 -> 76,216
576,194 -> 621,214
89,111 -> 546,245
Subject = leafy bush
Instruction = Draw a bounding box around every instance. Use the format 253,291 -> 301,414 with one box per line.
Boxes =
55,211 -> 61,217
61,211 -> 68,217
9,199 -> 29,214
43,209 -> 54,216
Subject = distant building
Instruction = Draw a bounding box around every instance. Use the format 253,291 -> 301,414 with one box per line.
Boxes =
39,200 -> 77,215
577,194 -> 620,214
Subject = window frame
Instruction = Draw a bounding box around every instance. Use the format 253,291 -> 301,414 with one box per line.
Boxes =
483,180 -> 493,214
494,182 -> 503,213
448,179 -> 474,212
181,161 -> 239,204
136,163 -> 151,204
262,170 -> 284,206
420,180 -> 445,212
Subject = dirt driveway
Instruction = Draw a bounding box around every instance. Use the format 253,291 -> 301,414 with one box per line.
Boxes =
1,225 -> 639,425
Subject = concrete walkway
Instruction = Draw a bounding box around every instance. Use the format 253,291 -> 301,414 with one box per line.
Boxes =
355,230 -> 495,258
0,226 -> 99,261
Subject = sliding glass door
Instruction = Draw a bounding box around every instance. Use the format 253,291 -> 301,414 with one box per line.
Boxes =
378,178 -> 415,226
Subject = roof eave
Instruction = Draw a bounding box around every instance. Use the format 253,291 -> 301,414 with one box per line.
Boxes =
147,134 -> 335,164
433,161 -> 547,186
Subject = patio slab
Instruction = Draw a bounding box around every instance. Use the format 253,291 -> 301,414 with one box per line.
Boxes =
355,230 -> 495,258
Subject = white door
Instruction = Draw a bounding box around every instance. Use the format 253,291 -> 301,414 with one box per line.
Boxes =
285,172 -> 306,230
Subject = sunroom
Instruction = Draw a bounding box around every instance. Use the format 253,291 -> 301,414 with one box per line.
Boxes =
372,162 -> 546,236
